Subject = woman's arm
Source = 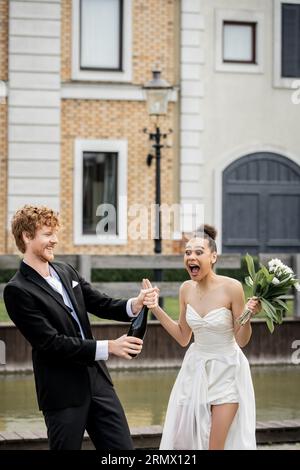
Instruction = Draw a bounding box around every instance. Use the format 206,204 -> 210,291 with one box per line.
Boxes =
230,281 -> 260,347
144,280 -> 192,347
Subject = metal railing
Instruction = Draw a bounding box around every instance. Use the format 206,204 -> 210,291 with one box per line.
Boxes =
0,253 -> 299,317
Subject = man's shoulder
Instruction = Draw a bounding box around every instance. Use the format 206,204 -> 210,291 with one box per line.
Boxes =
5,269 -> 23,286
3,271 -> 26,297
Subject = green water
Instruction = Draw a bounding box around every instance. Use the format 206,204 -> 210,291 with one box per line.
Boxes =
0,365 -> 299,433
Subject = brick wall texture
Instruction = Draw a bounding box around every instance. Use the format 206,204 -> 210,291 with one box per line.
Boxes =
60,0 -> 179,254
4,0 -> 180,255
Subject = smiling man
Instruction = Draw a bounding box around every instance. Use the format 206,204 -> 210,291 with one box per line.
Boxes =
3,205 -> 157,450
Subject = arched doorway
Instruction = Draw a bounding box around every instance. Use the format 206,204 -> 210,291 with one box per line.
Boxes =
222,152 -> 300,254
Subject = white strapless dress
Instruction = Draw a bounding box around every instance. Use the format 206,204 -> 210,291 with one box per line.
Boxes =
160,305 -> 256,450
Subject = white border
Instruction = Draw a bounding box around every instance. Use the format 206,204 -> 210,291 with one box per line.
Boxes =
274,0 -> 300,88
215,9 -> 264,74
74,139 -> 128,245
214,144 -> 300,253
72,0 -> 132,82
61,82 -> 179,101
0,81 -> 7,100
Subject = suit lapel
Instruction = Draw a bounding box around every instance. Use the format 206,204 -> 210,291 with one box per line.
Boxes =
20,261 -> 71,315
20,260 -> 91,338
50,263 -> 80,314
50,262 -> 90,338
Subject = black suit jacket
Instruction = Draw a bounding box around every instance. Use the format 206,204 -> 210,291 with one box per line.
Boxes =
3,261 -> 131,411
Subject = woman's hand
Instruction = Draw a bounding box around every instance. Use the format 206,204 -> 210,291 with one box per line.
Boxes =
132,280 -> 159,313
142,278 -> 159,310
246,297 -> 261,316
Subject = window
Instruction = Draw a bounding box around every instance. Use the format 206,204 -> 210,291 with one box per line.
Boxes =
281,3 -> 300,77
274,0 -> 300,88
223,21 -> 256,64
80,0 -> 122,71
74,140 -> 127,245
82,151 -> 118,234
72,0 -> 132,82
215,10 -> 264,74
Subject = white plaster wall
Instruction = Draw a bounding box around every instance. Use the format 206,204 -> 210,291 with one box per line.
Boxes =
180,0 -> 300,250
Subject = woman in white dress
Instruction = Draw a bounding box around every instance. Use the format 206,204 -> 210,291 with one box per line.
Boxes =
143,225 -> 260,450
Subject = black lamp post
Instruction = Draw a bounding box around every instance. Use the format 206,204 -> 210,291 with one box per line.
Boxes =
143,70 -> 172,304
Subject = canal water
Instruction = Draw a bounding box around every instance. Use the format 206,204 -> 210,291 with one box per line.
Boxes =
0,365 -> 299,433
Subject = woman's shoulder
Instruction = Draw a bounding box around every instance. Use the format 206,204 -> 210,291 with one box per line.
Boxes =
180,280 -> 194,292
217,275 -> 243,291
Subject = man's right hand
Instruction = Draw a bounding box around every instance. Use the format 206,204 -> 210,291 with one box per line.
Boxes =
108,335 -> 143,360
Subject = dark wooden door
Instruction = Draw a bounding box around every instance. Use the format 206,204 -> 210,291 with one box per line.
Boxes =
222,152 -> 300,254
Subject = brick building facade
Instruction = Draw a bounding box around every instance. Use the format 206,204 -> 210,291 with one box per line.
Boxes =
1,0 -> 180,255
1,0 -> 300,256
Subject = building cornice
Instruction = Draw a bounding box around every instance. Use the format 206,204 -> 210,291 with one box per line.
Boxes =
61,82 -> 178,102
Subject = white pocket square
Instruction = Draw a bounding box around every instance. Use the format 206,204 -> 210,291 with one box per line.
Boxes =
72,280 -> 79,288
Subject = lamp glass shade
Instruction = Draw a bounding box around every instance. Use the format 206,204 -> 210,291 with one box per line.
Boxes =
145,88 -> 170,116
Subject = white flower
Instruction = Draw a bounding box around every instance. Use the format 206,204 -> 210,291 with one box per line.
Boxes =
295,283 -> 300,292
272,277 -> 280,285
269,258 -> 283,266
268,259 -> 284,273
274,266 -> 283,276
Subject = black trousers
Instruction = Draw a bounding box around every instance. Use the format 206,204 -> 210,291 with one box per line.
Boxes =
43,365 -> 133,450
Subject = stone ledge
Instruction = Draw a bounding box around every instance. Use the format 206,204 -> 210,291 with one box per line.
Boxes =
0,421 -> 299,450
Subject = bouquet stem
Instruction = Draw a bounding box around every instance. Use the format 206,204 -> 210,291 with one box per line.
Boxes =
238,308 -> 252,326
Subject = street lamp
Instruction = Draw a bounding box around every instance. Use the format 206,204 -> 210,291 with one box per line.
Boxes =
143,70 -> 173,305
143,69 -> 172,118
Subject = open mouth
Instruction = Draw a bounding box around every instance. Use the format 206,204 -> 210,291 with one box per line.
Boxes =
189,264 -> 200,276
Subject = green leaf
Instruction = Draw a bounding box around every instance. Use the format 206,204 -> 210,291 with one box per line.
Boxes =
253,270 -> 264,293
266,316 -> 274,333
255,284 -> 262,297
261,265 -> 274,283
245,276 -> 254,289
277,310 -> 284,324
259,276 -> 270,297
273,298 -> 288,310
267,284 -> 293,297
260,298 -> 278,321
276,274 -> 293,286
264,298 -> 278,315
245,253 -> 256,281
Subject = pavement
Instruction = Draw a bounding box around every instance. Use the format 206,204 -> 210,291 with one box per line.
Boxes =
258,443 -> 300,450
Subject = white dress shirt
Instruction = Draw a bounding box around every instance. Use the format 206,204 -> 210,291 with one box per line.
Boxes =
43,265 -> 138,361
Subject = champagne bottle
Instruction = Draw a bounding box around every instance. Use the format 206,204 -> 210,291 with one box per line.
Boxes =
127,306 -> 148,357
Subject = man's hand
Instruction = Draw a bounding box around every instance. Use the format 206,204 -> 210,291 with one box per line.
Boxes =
131,279 -> 160,314
108,335 -> 143,360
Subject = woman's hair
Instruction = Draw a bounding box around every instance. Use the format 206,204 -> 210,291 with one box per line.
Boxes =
194,224 -> 217,253
11,205 -> 60,253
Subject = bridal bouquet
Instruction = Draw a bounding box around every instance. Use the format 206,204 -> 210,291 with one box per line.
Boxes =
238,254 -> 300,333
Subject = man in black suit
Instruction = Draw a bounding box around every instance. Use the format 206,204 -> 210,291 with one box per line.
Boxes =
4,205 -> 158,450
